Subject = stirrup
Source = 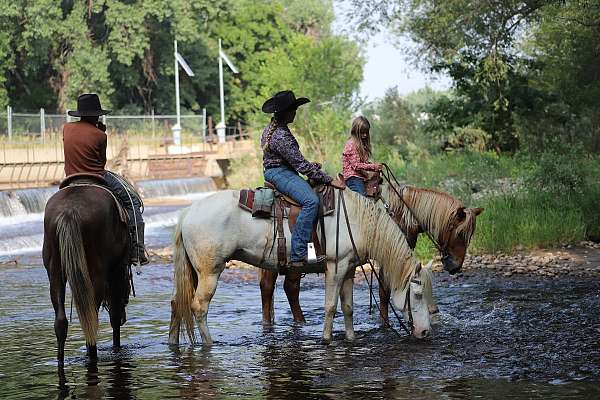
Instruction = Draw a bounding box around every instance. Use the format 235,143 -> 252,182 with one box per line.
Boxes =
131,246 -> 149,266
288,255 -> 326,274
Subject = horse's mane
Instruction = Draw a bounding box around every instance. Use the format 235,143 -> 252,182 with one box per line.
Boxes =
384,184 -> 477,246
344,190 -> 418,292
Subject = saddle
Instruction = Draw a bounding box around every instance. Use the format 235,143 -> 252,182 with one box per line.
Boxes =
363,170 -> 383,198
59,173 -> 128,224
238,181 -> 335,273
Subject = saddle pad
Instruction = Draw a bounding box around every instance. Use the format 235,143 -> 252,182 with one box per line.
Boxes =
238,189 -> 255,212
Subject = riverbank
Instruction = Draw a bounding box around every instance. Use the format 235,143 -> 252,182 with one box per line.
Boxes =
140,242 -> 600,279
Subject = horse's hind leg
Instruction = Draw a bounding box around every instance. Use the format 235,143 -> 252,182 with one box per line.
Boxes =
49,266 -> 68,366
339,270 -> 356,341
192,268 -> 222,346
259,270 -> 277,325
284,271 -> 305,323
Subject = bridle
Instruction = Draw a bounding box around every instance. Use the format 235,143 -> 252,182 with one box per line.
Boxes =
378,163 -> 456,269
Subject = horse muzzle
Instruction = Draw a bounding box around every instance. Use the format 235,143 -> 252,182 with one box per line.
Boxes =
442,254 -> 461,275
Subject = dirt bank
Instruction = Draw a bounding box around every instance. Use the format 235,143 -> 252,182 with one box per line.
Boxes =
146,241 -> 600,278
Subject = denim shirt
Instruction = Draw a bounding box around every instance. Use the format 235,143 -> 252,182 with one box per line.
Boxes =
261,124 -> 332,184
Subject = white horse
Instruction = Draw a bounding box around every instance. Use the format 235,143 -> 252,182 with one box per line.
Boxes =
168,189 -> 435,345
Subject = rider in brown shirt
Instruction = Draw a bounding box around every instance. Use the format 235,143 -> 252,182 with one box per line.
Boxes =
63,120 -> 107,176
63,93 -> 148,265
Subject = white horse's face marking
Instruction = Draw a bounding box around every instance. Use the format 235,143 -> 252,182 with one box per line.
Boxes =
392,261 -> 434,339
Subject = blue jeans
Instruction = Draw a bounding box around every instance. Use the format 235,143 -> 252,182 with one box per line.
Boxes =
264,166 -> 319,261
346,176 -> 366,196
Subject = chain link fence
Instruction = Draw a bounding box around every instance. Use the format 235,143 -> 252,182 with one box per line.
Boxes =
0,107 -> 248,142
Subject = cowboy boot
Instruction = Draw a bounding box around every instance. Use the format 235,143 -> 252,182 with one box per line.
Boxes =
130,222 -> 149,265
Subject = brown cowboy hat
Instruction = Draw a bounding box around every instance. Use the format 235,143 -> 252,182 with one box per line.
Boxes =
261,90 -> 310,113
68,93 -> 111,117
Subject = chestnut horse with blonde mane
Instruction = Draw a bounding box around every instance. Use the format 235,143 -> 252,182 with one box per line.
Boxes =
259,183 -> 483,324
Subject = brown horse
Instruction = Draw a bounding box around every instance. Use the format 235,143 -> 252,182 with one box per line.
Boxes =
258,183 -> 483,324
43,182 -> 130,366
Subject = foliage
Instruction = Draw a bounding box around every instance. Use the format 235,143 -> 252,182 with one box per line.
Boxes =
363,87 -> 419,155
0,0 -> 362,129
346,0 -> 600,153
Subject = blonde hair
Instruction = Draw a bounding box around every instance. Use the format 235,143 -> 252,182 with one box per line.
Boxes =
350,116 -> 372,162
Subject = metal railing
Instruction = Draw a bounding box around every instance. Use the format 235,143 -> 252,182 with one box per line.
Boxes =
0,108 -> 253,189
0,106 -> 249,142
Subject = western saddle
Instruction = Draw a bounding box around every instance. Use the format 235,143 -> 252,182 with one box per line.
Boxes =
238,180 -> 335,274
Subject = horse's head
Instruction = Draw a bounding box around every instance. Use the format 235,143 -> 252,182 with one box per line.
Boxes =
391,260 -> 435,339
440,206 -> 484,274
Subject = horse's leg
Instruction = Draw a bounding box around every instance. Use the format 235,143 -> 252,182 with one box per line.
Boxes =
284,271 -> 305,323
49,266 -> 68,366
339,270 -> 355,341
378,266 -> 390,325
191,269 -> 222,346
322,264 -> 342,344
87,344 -> 98,362
109,305 -> 122,349
259,269 -> 278,325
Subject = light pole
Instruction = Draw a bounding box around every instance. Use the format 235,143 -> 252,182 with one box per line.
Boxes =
172,39 -> 195,147
216,38 -> 239,144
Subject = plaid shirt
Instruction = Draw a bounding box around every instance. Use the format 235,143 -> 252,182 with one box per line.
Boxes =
342,138 -> 379,180
261,124 -> 332,183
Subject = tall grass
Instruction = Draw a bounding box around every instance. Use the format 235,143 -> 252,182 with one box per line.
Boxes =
471,193 -> 586,253
227,124 -> 600,254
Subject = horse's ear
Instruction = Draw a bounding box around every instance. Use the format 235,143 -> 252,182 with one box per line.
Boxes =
415,262 -> 422,274
456,207 -> 466,221
471,207 -> 484,216
425,259 -> 433,270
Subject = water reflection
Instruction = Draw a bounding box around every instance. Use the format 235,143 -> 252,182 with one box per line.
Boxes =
261,327 -> 317,399
1,263 -> 599,399
171,346 -> 222,399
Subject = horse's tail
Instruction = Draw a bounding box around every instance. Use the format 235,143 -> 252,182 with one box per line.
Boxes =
171,208 -> 197,343
56,209 -> 98,346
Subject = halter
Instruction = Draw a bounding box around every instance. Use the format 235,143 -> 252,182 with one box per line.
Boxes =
378,164 -> 454,265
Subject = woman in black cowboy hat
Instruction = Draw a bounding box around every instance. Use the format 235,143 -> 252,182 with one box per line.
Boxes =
261,90 -> 345,270
63,93 -> 148,265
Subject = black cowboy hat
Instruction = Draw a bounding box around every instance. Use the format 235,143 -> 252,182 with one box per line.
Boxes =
261,90 -> 310,113
68,93 -> 111,117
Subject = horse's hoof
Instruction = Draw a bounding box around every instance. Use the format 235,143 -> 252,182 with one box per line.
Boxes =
345,334 -> 356,342
322,337 -> 332,345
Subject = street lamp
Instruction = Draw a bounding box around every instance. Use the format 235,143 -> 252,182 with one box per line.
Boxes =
172,40 -> 195,146
216,38 -> 239,144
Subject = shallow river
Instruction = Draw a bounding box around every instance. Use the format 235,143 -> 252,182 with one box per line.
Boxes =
1,259 -> 599,399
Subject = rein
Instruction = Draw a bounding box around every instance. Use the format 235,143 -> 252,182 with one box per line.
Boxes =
335,189 -> 413,336
379,164 -> 451,264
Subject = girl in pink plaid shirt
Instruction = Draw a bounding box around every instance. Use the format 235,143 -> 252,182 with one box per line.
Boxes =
342,116 -> 383,196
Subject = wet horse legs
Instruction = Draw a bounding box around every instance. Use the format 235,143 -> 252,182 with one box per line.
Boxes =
283,271 -> 305,323
259,270 -> 277,324
378,267 -> 391,324
339,270 -> 355,341
191,269 -> 222,346
49,272 -> 68,366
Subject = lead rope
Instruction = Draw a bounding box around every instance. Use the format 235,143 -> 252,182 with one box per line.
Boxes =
338,190 -> 413,336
